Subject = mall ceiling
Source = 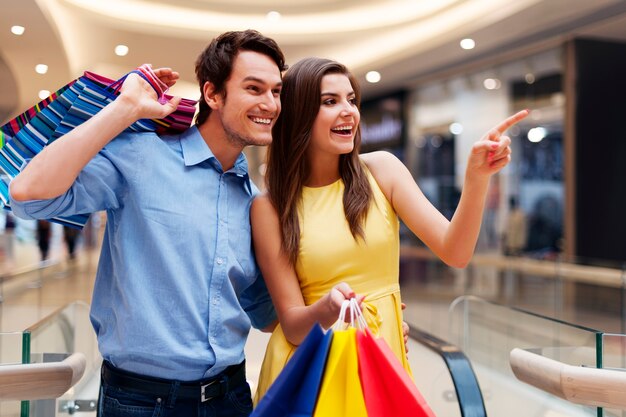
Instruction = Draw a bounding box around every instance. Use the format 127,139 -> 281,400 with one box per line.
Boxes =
2,0 -> 626,122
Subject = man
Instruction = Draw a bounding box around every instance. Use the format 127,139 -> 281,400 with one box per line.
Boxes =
10,30 -> 286,417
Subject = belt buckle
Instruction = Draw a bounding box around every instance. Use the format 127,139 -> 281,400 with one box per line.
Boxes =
201,380 -> 217,402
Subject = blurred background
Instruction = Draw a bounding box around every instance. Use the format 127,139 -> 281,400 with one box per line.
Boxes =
3,1 -> 626,416
3,0 -> 626,265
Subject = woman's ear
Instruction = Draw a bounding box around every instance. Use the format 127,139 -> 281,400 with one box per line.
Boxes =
203,81 -> 221,110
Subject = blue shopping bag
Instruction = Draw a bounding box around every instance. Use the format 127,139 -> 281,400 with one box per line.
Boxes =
252,324 -> 333,417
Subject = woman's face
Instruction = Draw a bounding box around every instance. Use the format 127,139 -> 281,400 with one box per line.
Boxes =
309,73 -> 360,158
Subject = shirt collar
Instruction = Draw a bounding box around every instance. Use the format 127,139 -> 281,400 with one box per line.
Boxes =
228,153 -> 253,195
180,125 -> 253,194
180,125 -> 213,166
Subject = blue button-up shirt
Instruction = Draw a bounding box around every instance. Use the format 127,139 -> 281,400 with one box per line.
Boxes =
10,126 -> 275,380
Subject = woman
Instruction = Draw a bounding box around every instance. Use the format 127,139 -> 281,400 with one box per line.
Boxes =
251,57 -> 528,400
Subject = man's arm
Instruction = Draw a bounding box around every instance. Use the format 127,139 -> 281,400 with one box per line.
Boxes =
10,69 -> 181,202
240,268 -> 278,332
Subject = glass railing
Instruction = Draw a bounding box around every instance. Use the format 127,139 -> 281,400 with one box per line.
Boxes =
0,331 -> 28,417
448,295 -> 606,416
0,259 -> 66,304
19,301 -> 101,417
399,244 -> 626,337
0,230 -> 99,305
408,326 -> 486,416
600,333 -> 626,417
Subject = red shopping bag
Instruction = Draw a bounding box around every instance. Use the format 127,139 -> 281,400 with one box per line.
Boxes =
357,328 -> 436,417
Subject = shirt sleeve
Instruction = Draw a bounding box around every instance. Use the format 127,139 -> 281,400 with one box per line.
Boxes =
239,270 -> 277,330
9,133 -> 136,220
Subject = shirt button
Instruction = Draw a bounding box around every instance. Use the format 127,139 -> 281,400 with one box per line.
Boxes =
216,257 -> 224,265
212,297 -> 218,305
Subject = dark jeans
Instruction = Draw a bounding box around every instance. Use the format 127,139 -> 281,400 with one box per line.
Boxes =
98,362 -> 252,417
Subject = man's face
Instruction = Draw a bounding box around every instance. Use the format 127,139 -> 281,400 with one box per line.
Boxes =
213,50 -> 283,147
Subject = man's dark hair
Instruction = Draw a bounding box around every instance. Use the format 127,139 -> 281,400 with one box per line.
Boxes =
194,30 -> 287,126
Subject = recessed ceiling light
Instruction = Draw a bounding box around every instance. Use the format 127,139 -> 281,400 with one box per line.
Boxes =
365,71 -> 381,83
35,64 -> 48,74
483,78 -> 501,90
115,44 -> 129,56
11,25 -> 25,36
266,11 -> 281,22
38,90 -> 51,100
527,127 -> 546,143
460,38 -> 475,50
449,122 -> 463,135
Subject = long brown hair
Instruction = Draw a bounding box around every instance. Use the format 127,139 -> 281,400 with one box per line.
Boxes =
266,57 -> 373,265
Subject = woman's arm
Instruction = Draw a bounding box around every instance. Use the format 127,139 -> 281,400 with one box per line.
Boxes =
363,110 -> 528,268
251,194 -> 355,345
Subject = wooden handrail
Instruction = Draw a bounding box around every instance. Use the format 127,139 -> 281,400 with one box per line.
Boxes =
0,352 -> 86,400
510,348 -> 626,409
400,245 -> 625,288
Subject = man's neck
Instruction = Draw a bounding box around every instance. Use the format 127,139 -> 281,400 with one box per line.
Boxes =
197,120 -> 244,172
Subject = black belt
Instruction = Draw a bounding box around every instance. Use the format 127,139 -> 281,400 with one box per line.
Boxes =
101,360 -> 246,402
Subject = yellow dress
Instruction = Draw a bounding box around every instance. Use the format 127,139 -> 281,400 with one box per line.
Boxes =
255,168 -> 410,401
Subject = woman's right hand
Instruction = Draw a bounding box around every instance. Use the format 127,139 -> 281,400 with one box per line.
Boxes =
324,282 -> 364,323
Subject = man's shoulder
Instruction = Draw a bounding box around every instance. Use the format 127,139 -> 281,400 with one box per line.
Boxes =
106,130 -> 156,148
106,130 -> 182,155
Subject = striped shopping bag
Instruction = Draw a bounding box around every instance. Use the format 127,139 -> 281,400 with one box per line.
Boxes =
0,65 -> 197,228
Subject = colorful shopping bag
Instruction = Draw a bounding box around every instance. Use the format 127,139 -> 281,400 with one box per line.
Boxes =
0,84 -> 80,226
0,85 -> 72,148
252,324 -> 333,417
0,65 -> 196,228
357,327 -> 436,417
313,327 -> 368,417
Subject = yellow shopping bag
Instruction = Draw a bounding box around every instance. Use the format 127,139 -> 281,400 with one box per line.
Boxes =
313,327 -> 368,417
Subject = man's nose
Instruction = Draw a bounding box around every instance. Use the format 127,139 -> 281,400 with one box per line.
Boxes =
259,91 -> 279,113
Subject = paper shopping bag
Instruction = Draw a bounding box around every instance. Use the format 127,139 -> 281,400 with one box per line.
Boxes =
0,65 -> 196,228
0,84 -> 82,227
252,324 -> 332,417
0,84 -> 73,148
357,328 -> 436,417
313,327 -> 367,417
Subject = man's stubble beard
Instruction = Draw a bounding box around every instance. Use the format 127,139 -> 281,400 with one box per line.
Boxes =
218,94 -> 274,148
223,122 -> 270,148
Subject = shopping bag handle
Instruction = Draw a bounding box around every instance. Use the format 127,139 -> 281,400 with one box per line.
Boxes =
108,64 -> 170,102
334,298 -> 368,331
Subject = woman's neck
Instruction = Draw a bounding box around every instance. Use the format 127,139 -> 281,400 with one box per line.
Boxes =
306,154 -> 340,187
